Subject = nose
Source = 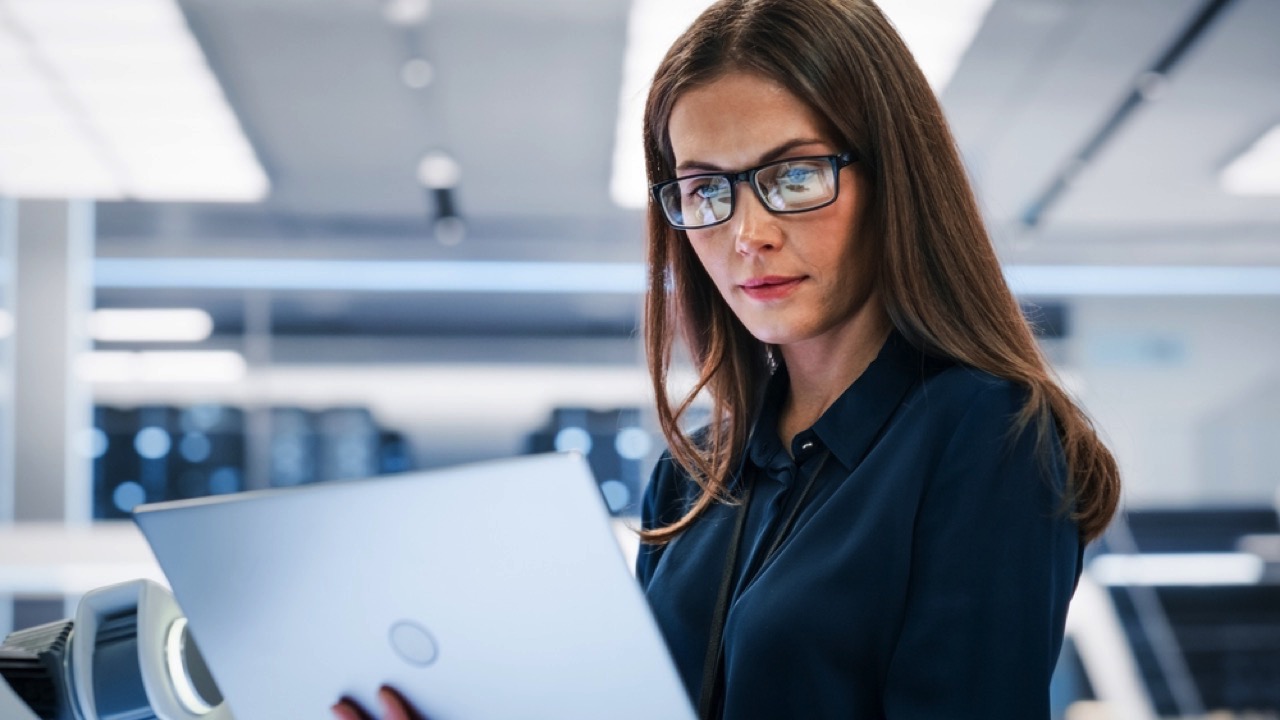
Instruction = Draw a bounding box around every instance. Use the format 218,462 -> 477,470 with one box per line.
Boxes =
729,183 -> 780,255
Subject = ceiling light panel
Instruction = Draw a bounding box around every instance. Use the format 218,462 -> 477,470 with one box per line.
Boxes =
90,308 -> 214,343
876,0 -> 996,91
1089,552 -> 1264,587
0,29 -> 120,198
1221,124 -> 1280,196
0,0 -> 269,201
78,350 -> 247,384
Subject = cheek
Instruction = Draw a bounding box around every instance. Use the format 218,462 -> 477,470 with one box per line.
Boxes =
686,235 -> 729,286
830,193 -> 872,267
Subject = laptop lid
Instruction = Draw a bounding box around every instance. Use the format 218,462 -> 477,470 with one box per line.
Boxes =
134,453 -> 695,720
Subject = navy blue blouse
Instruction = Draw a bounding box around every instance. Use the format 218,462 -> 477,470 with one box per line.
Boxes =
636,330 -> 1083,719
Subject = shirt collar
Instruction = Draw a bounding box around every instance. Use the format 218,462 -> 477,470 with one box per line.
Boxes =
746,366 -> 790,473
747,328 -> 937,473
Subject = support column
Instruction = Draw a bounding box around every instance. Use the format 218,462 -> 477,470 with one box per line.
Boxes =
0,198 -> 15,523
4,200 -> 95,633
0,198 -> 14,637
12,199 -> 94,523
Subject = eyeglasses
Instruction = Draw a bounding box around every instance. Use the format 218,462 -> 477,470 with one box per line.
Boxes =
651,151 -> 857,230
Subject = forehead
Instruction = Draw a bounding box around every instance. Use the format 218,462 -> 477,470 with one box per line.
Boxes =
667,71 -> 831,167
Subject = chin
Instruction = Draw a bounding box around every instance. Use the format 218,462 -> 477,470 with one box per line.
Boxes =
739,317 -> 813,347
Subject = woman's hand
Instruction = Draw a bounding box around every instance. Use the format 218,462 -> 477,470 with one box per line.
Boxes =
331,686 -> 427,720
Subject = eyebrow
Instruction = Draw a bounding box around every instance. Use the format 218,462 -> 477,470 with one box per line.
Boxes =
675,138 -> 830,174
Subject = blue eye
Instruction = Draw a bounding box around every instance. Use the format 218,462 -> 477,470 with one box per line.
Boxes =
781,167 -> 817,183
686,181 -> 725,201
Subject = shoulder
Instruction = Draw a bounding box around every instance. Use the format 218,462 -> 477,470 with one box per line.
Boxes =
881,330 -> 1024,424
908,362 -> 1031,434
897,360 -> 1064,487
910,364 -> 1069,505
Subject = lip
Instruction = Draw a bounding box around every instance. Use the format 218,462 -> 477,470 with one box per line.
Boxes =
739,275 -> 805,301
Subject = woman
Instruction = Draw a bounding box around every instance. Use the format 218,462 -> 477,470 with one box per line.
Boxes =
336,0 -> 1120,718
635,0 -> 1119,718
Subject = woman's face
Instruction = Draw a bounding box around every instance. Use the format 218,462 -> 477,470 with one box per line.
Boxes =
667,71 -> 880,350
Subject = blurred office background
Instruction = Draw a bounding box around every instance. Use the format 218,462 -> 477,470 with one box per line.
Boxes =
0,0 -> 1277,717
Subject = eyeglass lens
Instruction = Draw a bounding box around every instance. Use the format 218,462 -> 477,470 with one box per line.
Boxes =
659,157 -> 838,228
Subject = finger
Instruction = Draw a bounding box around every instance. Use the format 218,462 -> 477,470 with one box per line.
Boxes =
331,696 -> 375,720
378,685 -> 428,720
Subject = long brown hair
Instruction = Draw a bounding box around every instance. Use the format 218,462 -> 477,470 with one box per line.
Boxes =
641,0 -> 1120,544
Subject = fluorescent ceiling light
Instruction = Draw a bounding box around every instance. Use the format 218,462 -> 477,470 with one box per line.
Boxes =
1004,265 -> 1280,296
96,259 -> 648,294
1088,553 -> 1264,587
94,258 -> 1280,297
0,0 -> 269,201
1221,125 -> 1280,196
78,350 -> 247,384
609,0 -> 995,209
89,308 -> 213,343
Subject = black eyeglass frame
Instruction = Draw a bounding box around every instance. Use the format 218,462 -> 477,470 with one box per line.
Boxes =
650,151 -> 859,230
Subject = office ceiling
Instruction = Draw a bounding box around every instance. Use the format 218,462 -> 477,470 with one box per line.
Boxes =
90,0 -> 1280,342
945,0 -> 1280,264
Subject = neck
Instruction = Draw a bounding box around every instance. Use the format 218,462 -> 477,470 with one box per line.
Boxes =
776,302 -> 892,447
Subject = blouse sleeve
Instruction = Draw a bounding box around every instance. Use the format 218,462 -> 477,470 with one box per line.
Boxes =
882,380 -> 1081,719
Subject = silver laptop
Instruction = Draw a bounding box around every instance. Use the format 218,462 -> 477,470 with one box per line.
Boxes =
134,452 -> 695,720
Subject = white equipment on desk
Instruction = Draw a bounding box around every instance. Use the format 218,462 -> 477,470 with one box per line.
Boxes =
0,579 -> 231,720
